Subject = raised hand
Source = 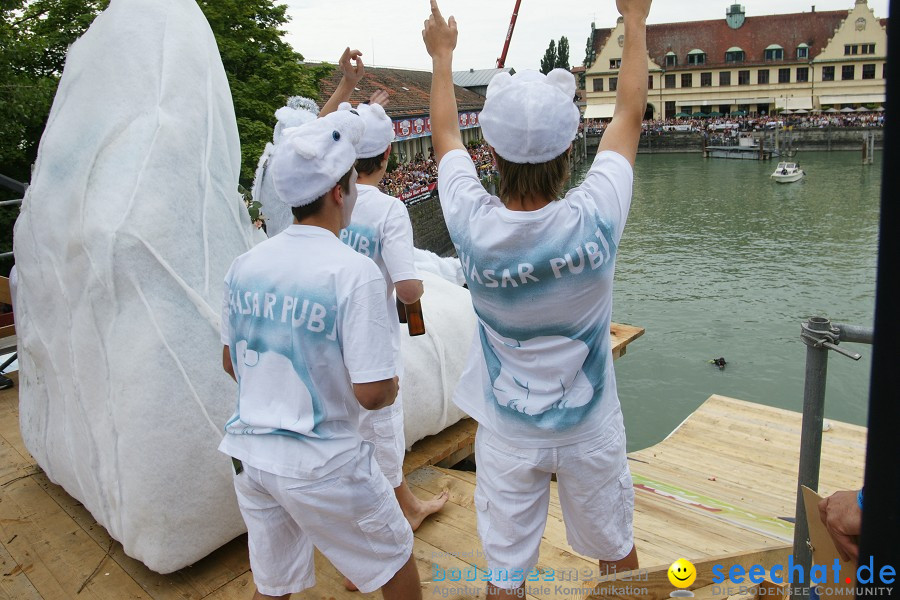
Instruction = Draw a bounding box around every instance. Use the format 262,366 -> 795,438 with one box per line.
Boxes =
616,0 -> 652,21
368,89 -> 390,108
338,47 -> 365,86
422,0 -> 458,60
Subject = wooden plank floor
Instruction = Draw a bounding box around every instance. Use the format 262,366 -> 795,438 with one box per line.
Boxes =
0,334 -> 868,599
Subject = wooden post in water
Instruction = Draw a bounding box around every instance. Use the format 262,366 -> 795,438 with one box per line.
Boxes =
862,131 -> 876,164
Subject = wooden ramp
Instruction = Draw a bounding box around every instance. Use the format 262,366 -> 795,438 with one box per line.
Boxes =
0,329 -> 869,599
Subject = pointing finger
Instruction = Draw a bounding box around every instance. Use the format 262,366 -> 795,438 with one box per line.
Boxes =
430,0 -> 443,21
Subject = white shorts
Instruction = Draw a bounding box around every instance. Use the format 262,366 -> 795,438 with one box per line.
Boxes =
232,442 -> 413,596
473,423 -> 635,589
358,392 -> 405,488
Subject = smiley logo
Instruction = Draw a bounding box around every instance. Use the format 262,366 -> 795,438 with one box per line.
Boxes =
668,558 -> 697,589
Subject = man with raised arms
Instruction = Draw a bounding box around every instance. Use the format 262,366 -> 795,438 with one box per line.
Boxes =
219,100 -> 421,598
423,0 -> 651,597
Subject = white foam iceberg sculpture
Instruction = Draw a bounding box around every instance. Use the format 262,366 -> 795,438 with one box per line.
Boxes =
13,0 -> 254,573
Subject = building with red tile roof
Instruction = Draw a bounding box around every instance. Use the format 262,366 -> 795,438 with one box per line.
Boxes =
585,0 -> 887,120
317,65 -> 486,163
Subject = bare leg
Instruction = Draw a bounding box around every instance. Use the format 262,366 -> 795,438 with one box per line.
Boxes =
345,483 -> 448,591
486,582 -> 526,598
252,591 -> 290,600
599,545 -> 639,574
395,480 -> 449,531
381,554 -> 422,600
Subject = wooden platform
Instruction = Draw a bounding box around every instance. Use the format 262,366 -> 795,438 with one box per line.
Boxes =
0,322 -> 869,599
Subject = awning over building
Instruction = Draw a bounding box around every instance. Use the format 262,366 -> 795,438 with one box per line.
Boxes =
584,104 -> 616,119
819,94 -> 886,105
675,97 -> 773,107
776,97 -> 814,110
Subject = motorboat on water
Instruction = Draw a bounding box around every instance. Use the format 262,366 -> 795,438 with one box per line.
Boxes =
771,162 -> 805,183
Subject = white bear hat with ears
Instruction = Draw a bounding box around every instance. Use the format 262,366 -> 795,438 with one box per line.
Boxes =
479,69 -> 581,164
270,109 -> 366,207
342,101 -> 395,159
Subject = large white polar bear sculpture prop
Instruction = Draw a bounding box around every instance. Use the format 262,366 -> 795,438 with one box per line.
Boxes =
13,0 -> 253,573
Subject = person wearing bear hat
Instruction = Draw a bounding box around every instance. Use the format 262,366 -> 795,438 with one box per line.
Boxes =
337,92 -> 449,535
219,106 -> 421,599
424,0 -> 650,597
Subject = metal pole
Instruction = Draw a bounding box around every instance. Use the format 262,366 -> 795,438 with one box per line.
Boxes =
834,323 -> 875,345
792,316 -> 831,599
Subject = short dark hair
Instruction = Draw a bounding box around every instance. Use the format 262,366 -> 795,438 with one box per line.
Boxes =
356,153 -> 386,176
495,150 -> 571,204
291,168 -> 354,223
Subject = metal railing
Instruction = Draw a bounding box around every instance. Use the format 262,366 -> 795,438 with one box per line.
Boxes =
792,316 -> 874,599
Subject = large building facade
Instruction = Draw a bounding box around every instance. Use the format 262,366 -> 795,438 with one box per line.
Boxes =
584,0 -> 887,120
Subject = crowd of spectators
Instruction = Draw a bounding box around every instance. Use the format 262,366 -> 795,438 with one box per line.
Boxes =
582,111 -> 885,137
379,143 -> 496,197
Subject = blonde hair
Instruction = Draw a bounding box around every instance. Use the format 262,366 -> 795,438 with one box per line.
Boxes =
495,150 -> 571,204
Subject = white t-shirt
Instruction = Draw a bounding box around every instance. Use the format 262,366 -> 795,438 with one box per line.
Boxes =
438,149 -> 633,448
339,184 -> 418,370
219,225 -> 396,478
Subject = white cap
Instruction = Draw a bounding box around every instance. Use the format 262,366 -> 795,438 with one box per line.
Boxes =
270,109 -> 365,207
479,69 -> 580,164
343,101 -> 395,159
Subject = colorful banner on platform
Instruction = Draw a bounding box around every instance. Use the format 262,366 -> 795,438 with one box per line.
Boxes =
399,182 -> 437,206
392,112 -> 480,142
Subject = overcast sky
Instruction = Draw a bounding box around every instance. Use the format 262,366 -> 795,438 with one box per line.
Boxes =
283,0 -> 889,73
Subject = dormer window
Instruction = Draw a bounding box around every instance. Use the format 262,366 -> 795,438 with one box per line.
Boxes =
725,47 -> 745,63
797,43 -> 809,59
687,49 -> 706,65
665,51 -> 677,67
765,44 -> 784,61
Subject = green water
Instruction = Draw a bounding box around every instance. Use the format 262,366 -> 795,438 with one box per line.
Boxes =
573,151 -> 882,451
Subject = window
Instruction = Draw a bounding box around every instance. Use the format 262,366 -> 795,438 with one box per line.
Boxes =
609,77 -> 618,91
665,101 -> 676,118
665,52 -> 677,67
720,105 -> 731,115
665,74 -> 676,88
779,68 -> 791,83
863,64 -> 876,79
592,78 -> 603,92
797,45 -> 809,59
796,67 -> 809,82
701,72 -> 712,87
719,71 -> 731,86
725,48 -> 745,63
609,58 -> 622,69
822,66 -> 835,81
850,43 -> 876,55
842,65 -> 855,80
648,75 -> 654,90
758,69 -> 770,84
738,70 -> 750,85
765,45 -> 784,61
681,73 -> 693,88
687,50 -> 706,65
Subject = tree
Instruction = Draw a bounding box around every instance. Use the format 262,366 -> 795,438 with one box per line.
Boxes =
556,36 -> 570,71
540,39 -> 557,74
583,30 -> 596,68
196,0 -> 331,187
0,0 -> 332,272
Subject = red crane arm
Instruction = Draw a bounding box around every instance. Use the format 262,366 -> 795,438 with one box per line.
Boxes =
496,0 -> 522,69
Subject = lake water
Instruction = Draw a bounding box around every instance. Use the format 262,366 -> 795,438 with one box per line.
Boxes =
571,151 -> 882,451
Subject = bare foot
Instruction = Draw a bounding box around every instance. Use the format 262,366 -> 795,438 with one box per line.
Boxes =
401,489 -> 449,531
344,577 -> 358,592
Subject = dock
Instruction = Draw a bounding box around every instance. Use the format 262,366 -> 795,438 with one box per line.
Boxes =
0,321 -> 868,600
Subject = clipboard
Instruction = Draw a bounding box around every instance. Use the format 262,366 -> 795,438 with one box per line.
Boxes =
802,486 -> 856,599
